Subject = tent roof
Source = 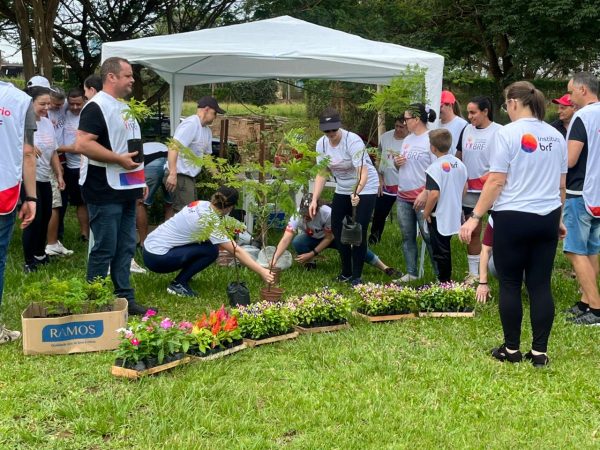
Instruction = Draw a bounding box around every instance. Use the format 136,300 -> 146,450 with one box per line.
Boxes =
101,15 -> 444,87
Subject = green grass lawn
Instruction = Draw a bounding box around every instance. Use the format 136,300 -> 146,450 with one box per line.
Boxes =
1,211 -> 599,449
181,101 -> 307,119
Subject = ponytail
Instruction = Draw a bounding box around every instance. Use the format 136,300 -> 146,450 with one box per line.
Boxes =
504,81 -> 546,121
210,186 -> 239,210
410,103 -> 437,124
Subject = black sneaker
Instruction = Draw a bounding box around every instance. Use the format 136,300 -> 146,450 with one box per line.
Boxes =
368,235 -> 380,246
491,344 -> 523,363
334,274 -> 352,283
24,263 -> 38,274
167,282 -> 198,297
305,261 -> 317,271
569,310 -> 600,326
350,277 -> 364,287
564,303 -> 588,315
384,267 -> 403,278
524,351 -> 549,368
33,255 -> 50,265
128,302 -> 157,316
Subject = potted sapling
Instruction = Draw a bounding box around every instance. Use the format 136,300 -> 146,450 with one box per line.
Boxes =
122,97 -> 153,164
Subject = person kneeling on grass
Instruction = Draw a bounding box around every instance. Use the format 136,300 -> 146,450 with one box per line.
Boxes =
142,186 -> 275,297
422,129 -> 468,283
271,194 -> 401,278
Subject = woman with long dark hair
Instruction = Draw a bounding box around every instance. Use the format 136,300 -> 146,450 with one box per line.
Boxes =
22,85 -> 65,272
460,81 -> 567,367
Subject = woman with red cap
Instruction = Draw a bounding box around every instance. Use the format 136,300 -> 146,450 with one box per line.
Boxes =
440,90 -> 468,155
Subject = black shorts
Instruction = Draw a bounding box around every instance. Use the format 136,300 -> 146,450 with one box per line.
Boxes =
64,167 -> 85,206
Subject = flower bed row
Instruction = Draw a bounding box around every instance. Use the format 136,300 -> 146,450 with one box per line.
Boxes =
112,283 -> 475,378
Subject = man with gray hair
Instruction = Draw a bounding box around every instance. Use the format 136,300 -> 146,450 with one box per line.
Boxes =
564,72 -> 600,325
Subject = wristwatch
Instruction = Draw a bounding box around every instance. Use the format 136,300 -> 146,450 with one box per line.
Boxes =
471,212 -> 482,221
24,196 -> 37,202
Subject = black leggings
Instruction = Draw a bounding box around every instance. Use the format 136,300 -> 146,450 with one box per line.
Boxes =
22,181 -> 52,265
492,208 -> 561,353
368,194 -> 396,244
331,193 -> 377,279
143,242 -> 219,285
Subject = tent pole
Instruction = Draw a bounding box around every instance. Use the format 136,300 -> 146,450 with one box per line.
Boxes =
377,84 -> 385,143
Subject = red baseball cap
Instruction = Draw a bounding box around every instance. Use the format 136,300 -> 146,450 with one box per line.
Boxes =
441,90 -> 456,105
552,94 -> 573,107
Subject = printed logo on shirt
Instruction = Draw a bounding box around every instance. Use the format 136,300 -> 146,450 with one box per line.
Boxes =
0,105 -> 12,125
464,136 -> 474,150
442,162 -> 451,172
520,134 -> 538,153
464,135 -> 489,151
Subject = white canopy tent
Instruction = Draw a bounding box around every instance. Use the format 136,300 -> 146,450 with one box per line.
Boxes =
101,15 -> 444,131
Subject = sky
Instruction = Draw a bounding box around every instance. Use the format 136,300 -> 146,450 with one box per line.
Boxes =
0,41 -> 23,64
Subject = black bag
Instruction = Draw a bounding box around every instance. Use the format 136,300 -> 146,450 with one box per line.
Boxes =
340,206 -> 362,246
227,281 -> 250,307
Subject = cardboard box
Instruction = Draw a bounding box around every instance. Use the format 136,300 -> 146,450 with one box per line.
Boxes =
21,298 -> 128,355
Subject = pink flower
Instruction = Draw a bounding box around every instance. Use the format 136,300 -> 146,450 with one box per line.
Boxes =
160,318 -> 174,329
130,338 -> 140,346
144,309 -> 157,318
179,321 -> 193,330
124,330 -> 133,339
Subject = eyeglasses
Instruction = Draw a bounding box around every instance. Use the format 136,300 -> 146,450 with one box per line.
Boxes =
501,98 -> 519,112
324,129 -> 339,134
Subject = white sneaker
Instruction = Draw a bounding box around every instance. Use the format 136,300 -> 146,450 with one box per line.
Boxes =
394,273 -> 419,283
464,272 -> 478,285
45,241 -> 74,256
130,259 -> 147,274
0,325 -> 21,344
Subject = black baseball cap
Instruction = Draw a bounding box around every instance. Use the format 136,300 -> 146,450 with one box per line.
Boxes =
319,111 -> 342,131
197,96 -> 226,114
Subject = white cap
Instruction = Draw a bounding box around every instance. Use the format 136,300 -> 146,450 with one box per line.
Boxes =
27,75 -> 53,90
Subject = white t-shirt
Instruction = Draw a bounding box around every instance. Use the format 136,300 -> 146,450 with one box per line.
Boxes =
316,129 -> 379,195
47,107 -> 66,143
378,129 -> 403,195
143,200 -> 232,255
144,142 -> 168,155
62,110 -> 81,169
489,118 -> 567,214
397,131 -> 436,202
426,154 -> 467,236
460,122 -> 502,192
172,115 -> 213,177
285,204 -> 332,240
34,117 -> 57,182
441,116 -> 468,155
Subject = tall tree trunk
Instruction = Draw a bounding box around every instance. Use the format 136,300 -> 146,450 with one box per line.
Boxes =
30,0 -> 59,81
14,0 -> 35,80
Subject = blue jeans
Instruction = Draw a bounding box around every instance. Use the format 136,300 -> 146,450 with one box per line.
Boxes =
0,210 -> 16,307
87,201 -> 137,303
563,196 -> 600,255
396,199 -> 436,276
143,157 -> 172,207
143,242 -> 218,285
292,233 -> 378,265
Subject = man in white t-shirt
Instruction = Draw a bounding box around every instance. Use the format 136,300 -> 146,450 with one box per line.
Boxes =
165,96 -> 225,212
564,72 -> 600,326
439,90 -> 468,156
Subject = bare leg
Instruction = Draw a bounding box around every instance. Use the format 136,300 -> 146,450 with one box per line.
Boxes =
136,201 -> 148,247
566,252 -> 600,308
77,205 -> 89,239
47,208 -> 60,245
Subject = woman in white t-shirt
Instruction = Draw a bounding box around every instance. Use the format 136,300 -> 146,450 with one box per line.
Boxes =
309,108 -> 379,286
460,81 -> 567,367
393,103 -> 438,282
143,187 -> 274,297
456,96 -> 503,284
439,90 -> 468,156
21,86 -> 65,272
368,117 -> 408,245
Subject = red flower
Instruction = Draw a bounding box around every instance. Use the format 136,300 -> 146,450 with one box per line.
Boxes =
211,320 -> 221,336
224,316 -> 238,332
209,311 -> 218,326
196,313 -> 209,329
216,305 -> 228,323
